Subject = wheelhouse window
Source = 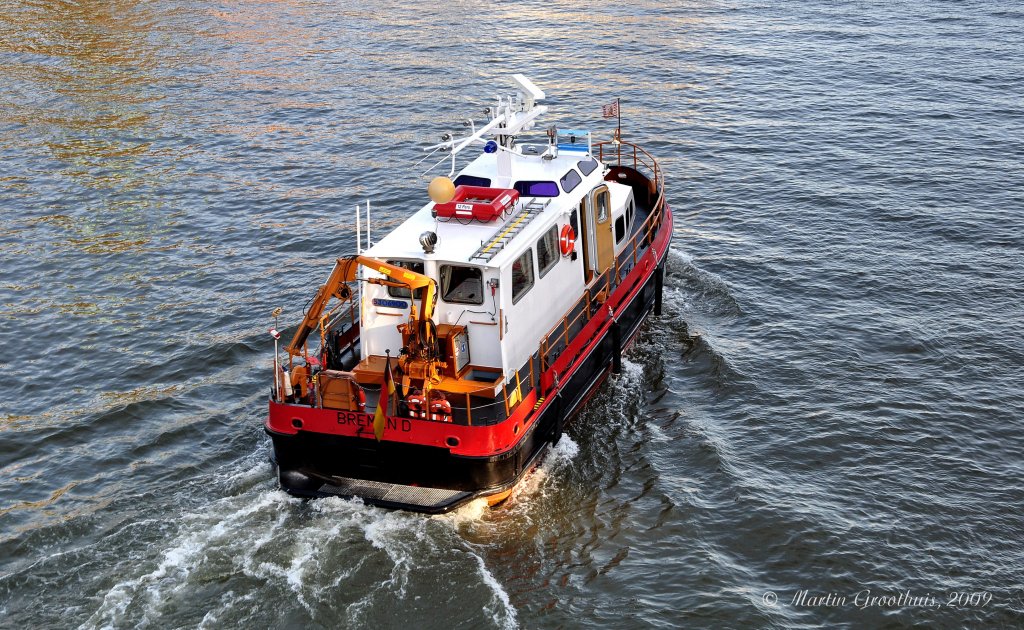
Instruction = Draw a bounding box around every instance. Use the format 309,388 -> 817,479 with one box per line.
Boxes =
578,158 -> 598,175
615,215 -> 626,243
454,174 -> 491,188
440,265 -> 483,305
596,189 -> 609,223
514,181 -> 559,197
536,226 -> 559,278
387,260 -> 424,299
560,169 -> 582,193
511,249 -> 535,304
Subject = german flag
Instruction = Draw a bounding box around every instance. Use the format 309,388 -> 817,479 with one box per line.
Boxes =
373,355 -> 396,441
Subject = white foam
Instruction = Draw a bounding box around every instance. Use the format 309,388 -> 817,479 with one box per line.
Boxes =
472,551 -> 518,629
669,247 -> 694,264
646,420 -> 672,443
617,356 -> 646,386
196,590 -> 257,630
83,490 -> 297,628
221,457 -> 271,488
441,497 -> 490,526
546,434 -> 580,467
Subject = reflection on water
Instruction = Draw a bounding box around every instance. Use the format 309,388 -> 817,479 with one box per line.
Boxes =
0,0 -> 167,192
1,1 -> 1023,628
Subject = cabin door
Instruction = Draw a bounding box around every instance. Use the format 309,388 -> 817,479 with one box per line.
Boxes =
589,186 -> 614,278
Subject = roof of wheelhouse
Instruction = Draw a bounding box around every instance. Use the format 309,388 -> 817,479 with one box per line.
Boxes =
364,147 -> 608,269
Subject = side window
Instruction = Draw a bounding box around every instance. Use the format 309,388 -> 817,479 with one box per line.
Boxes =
577,158 -> 598,175
387,260 -> 425,299
615,216 -> 626,243
440,265 -> 483,305
596,190 -> 609,223
536,226 -> 559,278
511,249 -> 535,304
453,174 -> 491,188
514,181 -> 559,197
560,169 -> 582,193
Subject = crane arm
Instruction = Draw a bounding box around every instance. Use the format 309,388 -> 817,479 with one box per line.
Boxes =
284,255 -> 436,358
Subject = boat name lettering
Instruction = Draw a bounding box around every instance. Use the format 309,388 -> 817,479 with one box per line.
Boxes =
336,411 -> 412,432
372,298 -> 409,309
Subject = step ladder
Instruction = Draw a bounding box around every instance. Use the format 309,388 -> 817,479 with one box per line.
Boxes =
469,198 -> 550,263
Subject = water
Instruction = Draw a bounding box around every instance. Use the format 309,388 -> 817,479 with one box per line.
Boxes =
2,1 -> 1023,627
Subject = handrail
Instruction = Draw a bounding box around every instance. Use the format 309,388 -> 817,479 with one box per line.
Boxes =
539,139 -> 666,374
596,139 -> 665,217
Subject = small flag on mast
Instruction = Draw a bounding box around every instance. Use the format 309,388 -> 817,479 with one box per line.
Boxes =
602,100 -> 619,118
374,354 -> 396,441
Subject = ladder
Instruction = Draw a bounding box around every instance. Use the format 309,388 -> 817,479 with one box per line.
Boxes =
469,198 -> 550,263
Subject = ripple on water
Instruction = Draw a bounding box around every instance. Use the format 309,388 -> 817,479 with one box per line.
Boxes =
2,0 -> 1024,627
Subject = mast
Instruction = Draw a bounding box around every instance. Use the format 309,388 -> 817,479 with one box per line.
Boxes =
422,74 -> 548,183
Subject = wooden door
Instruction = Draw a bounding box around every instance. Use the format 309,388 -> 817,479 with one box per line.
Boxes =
591,186 -> 613,276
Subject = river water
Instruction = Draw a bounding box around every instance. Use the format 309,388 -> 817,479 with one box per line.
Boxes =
2,1 -> 1022,628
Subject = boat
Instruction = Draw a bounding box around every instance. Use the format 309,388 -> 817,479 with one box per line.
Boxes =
264,75 -> 673,513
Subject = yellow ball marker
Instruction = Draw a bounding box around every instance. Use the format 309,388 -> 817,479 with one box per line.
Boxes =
428,176 -> 456,204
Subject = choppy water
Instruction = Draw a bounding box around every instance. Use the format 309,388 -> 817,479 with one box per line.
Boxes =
2,1 -> 1023,627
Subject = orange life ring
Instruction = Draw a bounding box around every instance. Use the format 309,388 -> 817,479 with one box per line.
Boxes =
430,399 -> 452,422
559,224 -> 576,256
405,393 -> 427,419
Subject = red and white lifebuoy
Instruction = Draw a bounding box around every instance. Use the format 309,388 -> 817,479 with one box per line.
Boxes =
405,392 -> 426,419
559,224 -> 576,256
429,399 -> 452,422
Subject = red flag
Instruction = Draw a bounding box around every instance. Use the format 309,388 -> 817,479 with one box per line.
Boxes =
373,355 -> 395,441
602,100 -> 619,118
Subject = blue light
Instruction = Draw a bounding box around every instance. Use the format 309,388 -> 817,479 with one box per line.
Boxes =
484,140 -> 498,154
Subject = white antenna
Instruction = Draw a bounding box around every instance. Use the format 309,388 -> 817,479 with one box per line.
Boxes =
512,74 -> 544,109
421,75 -> 548,174
355,203 -> 361,254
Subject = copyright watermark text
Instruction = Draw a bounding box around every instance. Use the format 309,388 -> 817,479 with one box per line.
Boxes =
760,589 -> 992,609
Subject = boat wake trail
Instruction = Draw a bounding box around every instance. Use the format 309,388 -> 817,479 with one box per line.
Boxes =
505,434 -> 582,509
82,489 -> 298,628
663,248 -> 742,319
80,465 -> 522,629
652,247 -> 746,393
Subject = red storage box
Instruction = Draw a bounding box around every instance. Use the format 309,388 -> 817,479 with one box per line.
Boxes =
434,186 -> 519,222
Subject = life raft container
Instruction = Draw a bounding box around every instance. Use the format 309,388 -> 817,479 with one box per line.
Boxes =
433,186 -> 519,222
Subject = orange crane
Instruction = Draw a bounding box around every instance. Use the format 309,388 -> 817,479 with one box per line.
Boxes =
284,255 -> 437,365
